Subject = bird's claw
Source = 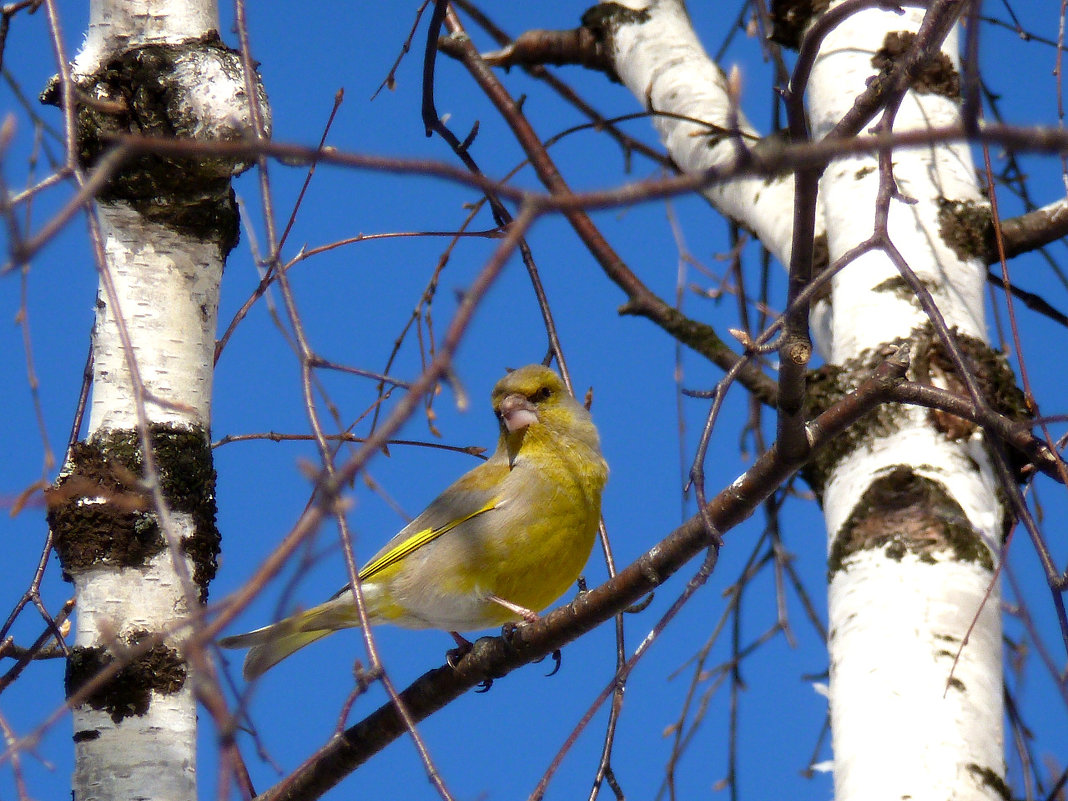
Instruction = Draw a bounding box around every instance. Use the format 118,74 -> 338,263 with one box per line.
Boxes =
546,648 -> 562,676
533,648 -> 563,676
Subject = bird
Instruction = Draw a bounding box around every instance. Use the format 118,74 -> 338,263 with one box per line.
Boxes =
219,364 -> 608,679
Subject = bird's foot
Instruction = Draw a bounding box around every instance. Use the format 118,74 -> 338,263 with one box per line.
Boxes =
499,622 -> 562,677
446,631 -> 473,669
447,632 -> 499,692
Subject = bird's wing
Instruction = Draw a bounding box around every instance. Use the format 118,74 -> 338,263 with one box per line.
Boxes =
357,496 -> 497,582
348,456 -> 513,587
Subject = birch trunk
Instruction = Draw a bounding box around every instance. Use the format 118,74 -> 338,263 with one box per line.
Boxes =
45,1 -> 268,799
810,9 -> 1003,801
597,1 -> 1007,798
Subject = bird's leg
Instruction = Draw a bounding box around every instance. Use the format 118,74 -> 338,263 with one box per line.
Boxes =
451,631 -> 472,648
487,594 -> 539,623
446,631 -> 473,668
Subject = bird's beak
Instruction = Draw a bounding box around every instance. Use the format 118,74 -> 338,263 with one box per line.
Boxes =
499,393 -> 538,433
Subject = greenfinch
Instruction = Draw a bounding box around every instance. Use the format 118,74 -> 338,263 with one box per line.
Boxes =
219,364 -> 608,679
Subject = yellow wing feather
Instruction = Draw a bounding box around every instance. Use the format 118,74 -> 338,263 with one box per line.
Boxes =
357,497 -> 499,582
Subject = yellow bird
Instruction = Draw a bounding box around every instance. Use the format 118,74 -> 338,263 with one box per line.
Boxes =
219,364 -> 608,679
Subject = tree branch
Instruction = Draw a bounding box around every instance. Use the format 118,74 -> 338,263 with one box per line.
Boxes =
995,198 -> 1068,262
439,13 -> 780,406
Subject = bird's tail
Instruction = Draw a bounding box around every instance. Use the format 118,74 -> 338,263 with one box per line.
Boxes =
219,593 -> 363,680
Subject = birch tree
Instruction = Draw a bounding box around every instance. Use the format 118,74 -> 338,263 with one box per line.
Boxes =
38,1 -> 267,799
587,2 -> 1006,798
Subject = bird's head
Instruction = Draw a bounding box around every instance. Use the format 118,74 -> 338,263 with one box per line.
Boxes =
492,364 -> 564,436
490,364 -> 602,463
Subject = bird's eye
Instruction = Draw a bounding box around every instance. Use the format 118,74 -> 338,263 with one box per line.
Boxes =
529,386 -> 552,403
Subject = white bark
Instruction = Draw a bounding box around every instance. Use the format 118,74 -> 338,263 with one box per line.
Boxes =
605,0 -> 832,349
811,9 -> 1003,800
88,206 -> 221,433
808,12 -> 987,359
601,1 -> 1005,799
72,206 -> 220,800
74,0 -> 219,75
72,549 -> 199,801
828,553 -> 1003,800
62,1 -> 266,799
608,0 -> 799,267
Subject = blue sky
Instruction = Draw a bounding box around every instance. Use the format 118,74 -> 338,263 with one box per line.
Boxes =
1,2 -> 1067,800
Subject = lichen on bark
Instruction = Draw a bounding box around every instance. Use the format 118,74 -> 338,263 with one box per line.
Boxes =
48,424 -> 220,601
66,632 -> 187,724
827,466 -> 994,578
39,31 -> 260,250
802,323 -> 1029,495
